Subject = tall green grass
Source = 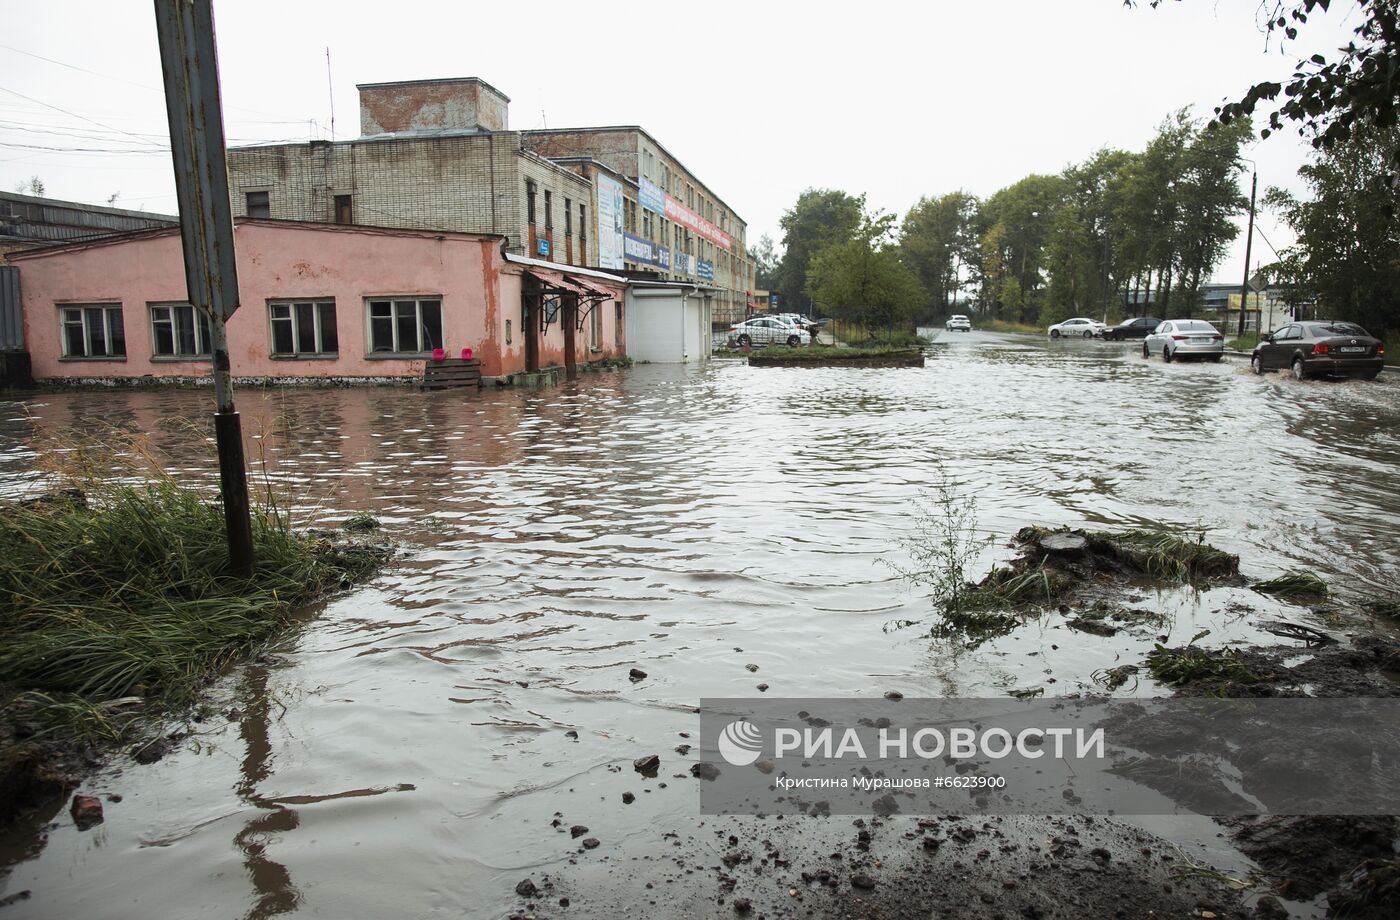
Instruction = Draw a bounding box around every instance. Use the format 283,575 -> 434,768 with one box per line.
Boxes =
1,478 -> 382,708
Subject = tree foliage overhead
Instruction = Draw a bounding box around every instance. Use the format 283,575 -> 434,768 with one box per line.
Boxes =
772,189 -> 865,313
747,234 -> 779,290
1130,1 -> 1400,174
900,192 -> 979,313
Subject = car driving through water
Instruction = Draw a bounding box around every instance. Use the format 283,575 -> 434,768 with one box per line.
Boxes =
1142,319 -> 1225,362
1251,321 -> 1385,380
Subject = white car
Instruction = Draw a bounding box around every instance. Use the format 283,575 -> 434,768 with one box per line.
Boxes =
1048,317 -> 1106,339
945,315 -> 972,332
1142,319 -> 1225,363
730,316 -> 811,347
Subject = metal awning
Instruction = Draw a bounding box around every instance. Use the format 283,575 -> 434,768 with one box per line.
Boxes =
523,268 -> 586,298
563,274 -> 615,331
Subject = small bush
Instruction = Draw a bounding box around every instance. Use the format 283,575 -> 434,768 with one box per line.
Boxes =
1254,572 -> 1328,599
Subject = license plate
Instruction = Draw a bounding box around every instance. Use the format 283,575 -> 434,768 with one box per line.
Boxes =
1337,346 -> 1367,353
1190,337 -> 1212,343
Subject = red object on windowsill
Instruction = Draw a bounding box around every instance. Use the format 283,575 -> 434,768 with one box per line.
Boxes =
431,348 -> 445,362
461,347 -> 474,360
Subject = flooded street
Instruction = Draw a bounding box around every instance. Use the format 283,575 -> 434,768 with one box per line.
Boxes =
3,330 -> 1399,919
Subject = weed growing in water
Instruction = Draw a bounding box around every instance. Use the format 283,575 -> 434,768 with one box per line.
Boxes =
1254,571 -> 1328,599
888,472 -> 994,619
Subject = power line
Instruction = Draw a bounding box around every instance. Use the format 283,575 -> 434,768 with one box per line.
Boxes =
0,85 -> 164,148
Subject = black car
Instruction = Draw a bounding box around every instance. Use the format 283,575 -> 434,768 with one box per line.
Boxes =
1102,316 -> 1162,341
1251,321 -> 1385,380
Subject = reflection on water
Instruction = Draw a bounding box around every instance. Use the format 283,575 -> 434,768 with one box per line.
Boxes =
2,333 -> 1398,918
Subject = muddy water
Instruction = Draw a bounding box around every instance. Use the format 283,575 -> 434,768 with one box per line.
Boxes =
2,331 -> 1398,919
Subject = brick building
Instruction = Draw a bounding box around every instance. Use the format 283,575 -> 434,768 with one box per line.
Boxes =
225,77 -> 753,326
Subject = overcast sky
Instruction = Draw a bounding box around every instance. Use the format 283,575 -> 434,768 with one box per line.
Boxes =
0,1 -> 1367,284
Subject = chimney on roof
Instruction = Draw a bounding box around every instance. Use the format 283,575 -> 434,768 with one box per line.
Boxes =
356,77 -> 510,136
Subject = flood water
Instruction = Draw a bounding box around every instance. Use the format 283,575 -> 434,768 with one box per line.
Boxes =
2,330 -> 1398,919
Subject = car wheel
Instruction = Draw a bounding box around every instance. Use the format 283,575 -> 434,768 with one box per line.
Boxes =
1362,370 -> 1381,381
1083,330 -> 1094,338
1207,355 -> 1222,363
786,335 -> 800,347
737,334 -> 751,347
1291,357 -> 1307,380
1141,344 -> 1150,359
1050,329 -> 1060,339
1251,354 -> 1264,375
1163,346 -> 1173,364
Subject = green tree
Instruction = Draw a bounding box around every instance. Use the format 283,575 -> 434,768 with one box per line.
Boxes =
772,189 -> 865,314
1130,1 -> 1400,176
805,210 -> 924,334
1265,120 -> 1400,335
14,175 -> 45,196
977,174 -> 1068,323
747,234 -> 780,290
899,191 -> 979,317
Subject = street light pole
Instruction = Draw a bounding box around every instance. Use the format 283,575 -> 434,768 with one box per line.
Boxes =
154,0 -> 254,577
1238,169 -> 1257,339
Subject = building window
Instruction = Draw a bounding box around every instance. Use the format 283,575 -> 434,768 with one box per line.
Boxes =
367,298 -> 442,354
246,191 -> 270,218
506,318 -> 512,345
544,191 -> 552,229
526,180 -> 537,225
614,302 -> 623,347
579,204 -> 586,242
270,301 -> 338,356
60,304 -> 125,358
150,303 -> 210,358
334,195 -> 352,225
564,198 -> 572,235
589,302 -> 601,350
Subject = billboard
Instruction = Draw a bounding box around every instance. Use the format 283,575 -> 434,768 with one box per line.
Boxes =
697,259 -> 714,282
596,173 -> 625,270
639,177 -> 666,215
663,195 -> 731,251
674,251 -> 693,275
623,232 -> 671,270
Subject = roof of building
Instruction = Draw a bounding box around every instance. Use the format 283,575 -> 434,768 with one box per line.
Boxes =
355,76 -> 511,103
502,252 -> 627,284
4,217 -> 509,261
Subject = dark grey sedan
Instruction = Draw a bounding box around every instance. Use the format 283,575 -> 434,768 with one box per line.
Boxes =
1102,316 -> 1162,341
1251,321 -> 1385,380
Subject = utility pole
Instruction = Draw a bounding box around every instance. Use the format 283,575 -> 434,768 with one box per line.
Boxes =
1238,170 -> 1257,339
154,0 -> 254,577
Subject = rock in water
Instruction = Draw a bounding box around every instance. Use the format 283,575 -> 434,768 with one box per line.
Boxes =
628,667 -> 647,681
633,754 -> 661,775
514,878 -> 537,897
70,795 -> 104,830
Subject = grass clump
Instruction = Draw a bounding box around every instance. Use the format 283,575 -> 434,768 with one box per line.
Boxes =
344,511 -> 381,532
980,319 -> 1042,335
1253,571 -> 1328,599
0,478 -> 385,717
1145,631 -> 1258,687
747,344 -> 923,359
1090,528 -> 1238,583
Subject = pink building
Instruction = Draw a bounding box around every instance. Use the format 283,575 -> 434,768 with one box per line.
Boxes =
9,218 -> 626,384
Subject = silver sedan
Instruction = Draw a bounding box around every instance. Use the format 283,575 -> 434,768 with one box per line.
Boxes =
1142,319 -> 1225,363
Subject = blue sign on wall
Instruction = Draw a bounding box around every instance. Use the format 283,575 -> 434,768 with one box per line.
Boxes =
639,177 -> 666,215
537,238 -> 550,256
697,259 -> 714,282
623,232 -> 672,271
769,292 -> 781,309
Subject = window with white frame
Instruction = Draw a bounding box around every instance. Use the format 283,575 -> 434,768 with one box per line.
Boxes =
59,304 -> 125,358
366,298 -> 443,354
589,300 -> 601,350
150,303 -> 211,358
269,300 -> 338,356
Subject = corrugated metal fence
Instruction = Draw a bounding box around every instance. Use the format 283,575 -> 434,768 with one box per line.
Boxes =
0,266 -> 21,349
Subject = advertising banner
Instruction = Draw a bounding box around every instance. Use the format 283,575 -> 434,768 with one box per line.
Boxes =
639,177 -> 666,216
673,251 -> 693,275
663,196 -> 732,251
596,174 -> 625,270
623,233 -> 671,271
697,259 -> 714,282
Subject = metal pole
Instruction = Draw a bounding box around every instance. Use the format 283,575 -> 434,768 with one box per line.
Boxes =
1238,171 -> 1257,339
154,0 -> 253,577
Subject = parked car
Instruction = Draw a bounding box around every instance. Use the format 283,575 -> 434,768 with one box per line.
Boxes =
730,316 -> 811,347
776,312 -> 824,333
1102,316 -> 1163,341
1048,317 -> 1106,338
1251,321 -> 1385,380
945,315 -> 972,332
1142,319 -> 1224,362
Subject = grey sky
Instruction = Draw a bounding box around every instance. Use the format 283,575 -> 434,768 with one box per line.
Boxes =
0,1 -> 1366,284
